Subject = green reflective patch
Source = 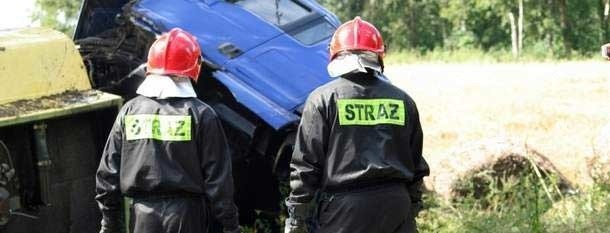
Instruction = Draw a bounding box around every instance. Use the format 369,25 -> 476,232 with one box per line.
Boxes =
337,99 -> 406,126
125,114 -> 191,141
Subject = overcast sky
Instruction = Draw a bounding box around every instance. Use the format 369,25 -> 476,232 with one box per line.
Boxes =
0,0 -> 39,30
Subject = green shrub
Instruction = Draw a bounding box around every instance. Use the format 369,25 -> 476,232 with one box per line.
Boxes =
417,174 -> 609,233
542,183 -> 610,233
243,171 -> 609,233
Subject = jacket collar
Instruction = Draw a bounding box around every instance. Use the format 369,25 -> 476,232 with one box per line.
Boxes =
136,74 -> 197,99
327,52 -> 382,78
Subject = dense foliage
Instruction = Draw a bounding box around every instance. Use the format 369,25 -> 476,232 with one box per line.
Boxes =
320,0 -> 610,57
33,0 -> 610,57
33,0 -> 81,36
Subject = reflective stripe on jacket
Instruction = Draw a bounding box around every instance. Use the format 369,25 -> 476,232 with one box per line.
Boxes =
287,72 -> 429,221
95,95 -> 238,230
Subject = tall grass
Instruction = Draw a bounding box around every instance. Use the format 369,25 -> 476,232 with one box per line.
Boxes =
242,177 -> 609,233
417,173 -> 610,233
385,48 -> 598,64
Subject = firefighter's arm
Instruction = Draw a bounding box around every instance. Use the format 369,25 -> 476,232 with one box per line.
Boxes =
95,111 -> 125,233
286,95 -> 328,232
199,108 -> 240,232
407,103 -> 429,217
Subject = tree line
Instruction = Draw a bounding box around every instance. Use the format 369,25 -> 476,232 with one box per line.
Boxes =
320,0 -> 610,57
34,0 -> 609,58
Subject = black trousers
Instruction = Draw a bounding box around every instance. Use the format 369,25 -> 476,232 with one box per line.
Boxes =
131,197 -> 208,233
318,184 -> 416,233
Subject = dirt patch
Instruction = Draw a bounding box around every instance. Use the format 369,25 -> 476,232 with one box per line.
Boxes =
426,137 -> 572,202
387,62 -> 610,186
0,90 -> 103,118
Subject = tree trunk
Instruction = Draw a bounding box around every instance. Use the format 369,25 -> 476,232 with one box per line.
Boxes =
546,0 -> 554,54
407,1 -> 418,48
509,12 -> 519,57
518,0 -> 524,53
606,0 -> 610,19
558,0 -> 571,53
599,0 -> 610,43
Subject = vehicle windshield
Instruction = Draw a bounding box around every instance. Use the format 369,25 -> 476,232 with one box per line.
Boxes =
234,0 -> 311,26
290,19 -> 335,45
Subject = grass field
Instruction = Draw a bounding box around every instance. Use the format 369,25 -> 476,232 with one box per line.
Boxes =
383,61 -> 610,232
384,49 -> 598,65
386,61 -> 609,186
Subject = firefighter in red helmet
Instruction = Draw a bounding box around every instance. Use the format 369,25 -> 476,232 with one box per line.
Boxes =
284,17 -> 429,233
96,28 -> 240,233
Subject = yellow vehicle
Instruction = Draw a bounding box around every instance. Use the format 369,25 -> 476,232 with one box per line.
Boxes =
0,27 -> 122,233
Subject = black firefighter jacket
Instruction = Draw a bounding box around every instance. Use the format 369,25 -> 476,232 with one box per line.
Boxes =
95,95 -> 239,231
286,72 -> 430,221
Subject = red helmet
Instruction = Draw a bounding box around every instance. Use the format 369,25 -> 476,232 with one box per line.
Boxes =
329,17 -> 385,61
147,28 -> 202,81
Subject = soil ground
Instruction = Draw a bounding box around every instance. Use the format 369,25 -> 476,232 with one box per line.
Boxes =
385,61 -> 609,186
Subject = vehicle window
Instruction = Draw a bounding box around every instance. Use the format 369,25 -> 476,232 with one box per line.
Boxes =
234,0 -> 311,26
290,19 -> 335,45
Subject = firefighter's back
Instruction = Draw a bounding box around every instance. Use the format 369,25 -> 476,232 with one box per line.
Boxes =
309,73 -> 421,190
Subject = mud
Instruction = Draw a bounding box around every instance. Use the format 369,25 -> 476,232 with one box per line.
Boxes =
427,137 -> 572,202
0,90 -> 104,118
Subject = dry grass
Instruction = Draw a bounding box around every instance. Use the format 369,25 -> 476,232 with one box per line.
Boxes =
386,61 -> 610,186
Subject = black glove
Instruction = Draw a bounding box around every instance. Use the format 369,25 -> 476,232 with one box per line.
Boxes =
98,211 -> 122,233
99,225 -> 120,233
284,218 -> 308,233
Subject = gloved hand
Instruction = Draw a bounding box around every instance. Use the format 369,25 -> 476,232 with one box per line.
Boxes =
98,214 -> 121,233
98,225 -> 120,233
284,218 -> 308,233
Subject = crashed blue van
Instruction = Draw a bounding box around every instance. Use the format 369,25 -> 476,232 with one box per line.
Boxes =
75,0 -> 340,228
